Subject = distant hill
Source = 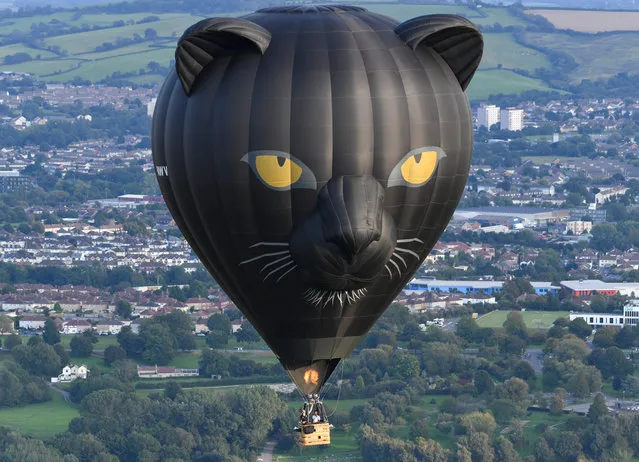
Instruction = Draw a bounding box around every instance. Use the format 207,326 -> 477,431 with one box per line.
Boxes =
1,2 -> 638,100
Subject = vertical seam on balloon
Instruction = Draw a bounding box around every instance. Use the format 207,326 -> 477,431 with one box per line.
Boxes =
163,75 -> 208,271
387,45 -> 413,246
182,57 -> 239,303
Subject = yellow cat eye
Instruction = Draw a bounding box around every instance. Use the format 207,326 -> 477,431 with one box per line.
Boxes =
387,147 -> 446,188
254,155 -> 303,189
400,151 -> 439,185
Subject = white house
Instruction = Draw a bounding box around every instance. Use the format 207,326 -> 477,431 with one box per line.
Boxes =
195,318 -> 209,334
62,319 -> 92,334
51,364 -> 89,383
19,315 -> 47,330
95,319 -> 124,335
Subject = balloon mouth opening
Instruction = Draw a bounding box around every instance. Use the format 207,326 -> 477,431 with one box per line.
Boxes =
303,288 -> 368,308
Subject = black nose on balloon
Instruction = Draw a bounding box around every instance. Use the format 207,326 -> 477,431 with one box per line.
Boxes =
290,176 -> 397,290
319,176 -> 384,262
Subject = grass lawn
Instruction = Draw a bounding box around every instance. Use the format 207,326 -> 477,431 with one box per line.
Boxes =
480,33 -> 551,72
0,392 -> 78,438
476,310 -> 569,329
57,335 -> 119,350
467,69 -> 559,101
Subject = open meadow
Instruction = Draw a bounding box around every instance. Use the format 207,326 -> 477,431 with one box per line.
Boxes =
0,392 -> 79,438
527,9 -> 639,33
476,310 -> 569,329
523,31 -> 639,82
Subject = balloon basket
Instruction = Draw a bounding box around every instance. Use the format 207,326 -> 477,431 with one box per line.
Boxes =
298,422 -> 331,447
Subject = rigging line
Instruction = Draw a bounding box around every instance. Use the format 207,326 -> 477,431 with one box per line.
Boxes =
326,360 -> 346,418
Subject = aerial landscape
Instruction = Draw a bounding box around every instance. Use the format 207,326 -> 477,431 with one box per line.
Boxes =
1,0 -> 639,461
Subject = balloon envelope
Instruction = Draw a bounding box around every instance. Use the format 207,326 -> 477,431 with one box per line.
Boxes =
152,5 -> 482,394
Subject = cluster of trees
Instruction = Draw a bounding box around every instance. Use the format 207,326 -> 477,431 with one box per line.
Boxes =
0,262 -> 215,292
116,310 -> 195,365
0,101 -> 150,150
1,386 -> 292,461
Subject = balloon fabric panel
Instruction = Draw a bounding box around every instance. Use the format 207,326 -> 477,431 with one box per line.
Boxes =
152,6 -> 483,394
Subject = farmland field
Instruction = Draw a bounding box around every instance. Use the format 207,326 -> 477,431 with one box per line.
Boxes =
0,392 -> 78,438
480,33 -> 551,71
476,310 -> 569,329
527,9 -> 639,32
523,31 -> 639,82
467,69 -> 555,100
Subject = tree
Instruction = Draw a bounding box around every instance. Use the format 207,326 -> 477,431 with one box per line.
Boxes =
4,333 -> 22,350
512,360 -> 536,390
117,326 -> 144,358
0,314 -> 13,334
205,330 -> 229,348
549,393 -> 564,415
207,313 -> 231,334
456,412 -> 497,436
475,370 -> 495,396
409,419 -> 429,440
555,335 -> 589,362
456,316 -> 480,342
593,326 -> 617,348
495,436 -> 520,462
589,347 -> 634,379
163,381 -> 182,400
568,317 -> 592,339
104,345 -> 126,366
235,323 -> 261,343
199,348 -> 230,377
140,323 -> 174,365
70,335 -> 93,357
615,325 -> 637,348
116,300 -> 132,319
43,317 -> 60,345
12,341 -> 62,377
555,431 -> 582,461
534,437 -> 555,462
588,393 -> 609,423
391,351 -> 420,379
503,311 -> 528,340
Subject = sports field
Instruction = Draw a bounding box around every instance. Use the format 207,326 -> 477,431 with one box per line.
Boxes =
476,310 -> 569,329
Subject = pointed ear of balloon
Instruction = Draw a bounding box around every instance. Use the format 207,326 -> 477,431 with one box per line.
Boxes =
395,14 -> 483,91
175,18 -> 271,95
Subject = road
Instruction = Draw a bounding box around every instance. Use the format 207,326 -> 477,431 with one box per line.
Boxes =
258,441 -> 275,462
49,383 -> 71,402
523,348 -> 544,373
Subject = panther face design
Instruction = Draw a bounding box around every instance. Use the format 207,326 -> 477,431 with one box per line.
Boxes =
152,5 -> 482,393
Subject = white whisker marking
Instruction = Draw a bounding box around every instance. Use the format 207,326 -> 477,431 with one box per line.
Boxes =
260,255 -> 292,272
389,259 -> 402,277
275,265 -> 297,283
385,265 -> 393,278
392,252 -> 407,268
240,250 -> 290,265
263,260 -> 295,281
397,238 -> 424,244
394,247 -> 420,259
249,242 -> 290,248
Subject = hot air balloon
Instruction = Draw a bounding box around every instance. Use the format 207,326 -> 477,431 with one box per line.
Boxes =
152,5 -> 482,445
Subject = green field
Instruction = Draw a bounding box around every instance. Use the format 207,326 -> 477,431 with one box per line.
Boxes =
523,31 -> 639,82
480,33 -> 551,71
476,310 -> 569,329
0,392 -> 78,438
467,69 -> 555,100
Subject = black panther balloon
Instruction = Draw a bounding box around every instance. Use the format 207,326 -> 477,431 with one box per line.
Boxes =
152,5 -> 483,394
